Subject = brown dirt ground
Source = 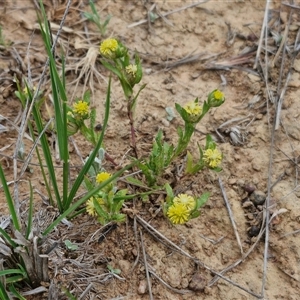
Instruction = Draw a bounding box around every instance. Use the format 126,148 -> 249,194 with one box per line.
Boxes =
1,0 -> 300,299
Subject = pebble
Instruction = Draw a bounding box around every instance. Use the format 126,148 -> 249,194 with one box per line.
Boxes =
247,73 -> 261,83
250,190 -> 266,206
137,279 -> 148,294
248,225 -> 260,237
189,272 -> 207,291
161,118 -> 170,127
252,162 -> 261,171
288,73 -> 300,88
118,260 -> 131,276
243,184 -> 256,194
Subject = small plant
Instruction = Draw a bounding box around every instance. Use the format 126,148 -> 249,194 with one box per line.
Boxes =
99,38 -> 145,156
0,25 -> 8,47
84,0 -> 111,36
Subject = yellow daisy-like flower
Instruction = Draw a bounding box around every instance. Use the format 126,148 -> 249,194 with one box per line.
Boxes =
86,197 -> 105,217
173,194 -> 196,211
167,202 -> 190,225
100,38 -> 118,58
125,64 -> 137,77
73,101 -> 89,117
183,101 -> 202,117
213,90 -> 224,101
203,148 -> 222,168
96,171 -> 111,184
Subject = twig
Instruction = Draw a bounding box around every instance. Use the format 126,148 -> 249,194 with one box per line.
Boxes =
218,177 -> 244,255
279,228 -> 300,239
139,230 -> 153,300
128,0 -> 209,28
254,1 -> 270,69
148,269 -> 192,295
136,215 -> 262,298
131,217 -> 140,272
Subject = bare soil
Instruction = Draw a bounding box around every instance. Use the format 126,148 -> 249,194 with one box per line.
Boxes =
1,0 -> 300,299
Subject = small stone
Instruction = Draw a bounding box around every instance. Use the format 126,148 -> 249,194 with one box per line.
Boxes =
118,260 -> 131,276
248,225 -> 260,237
252,162 -> 261,171
137,279 -> 148,294
228,178 -> 237,185
243,184 -> 256,194
242,200 -> 254,209
250,190 -> 266,206
247,213 -> 254,220
288,73 -> 300,88
189,272 -> 207,292
293,59 -> 300,72
144,68 -> 152,75
161,118 -> 170,127
248,73 -> 261,83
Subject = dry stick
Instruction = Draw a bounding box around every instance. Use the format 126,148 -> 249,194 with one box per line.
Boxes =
136,215 -> 262,298
148,269 -> 192,295
131,217 -> 141,272
261,3 -> 276,296
128,0 -> 209,28
275,27 -> 300,130
218,177 -> 244,255
19,118 -> 54,178
254,0 -> 270,69
139,230 -> 153,300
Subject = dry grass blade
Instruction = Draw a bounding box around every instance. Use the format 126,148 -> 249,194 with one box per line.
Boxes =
218,177 -> 243,255
128,0 -> 210,28
68,46 -> 107,102
139,230 -> 153,300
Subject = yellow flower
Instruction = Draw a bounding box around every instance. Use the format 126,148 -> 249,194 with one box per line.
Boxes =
23,86 -> 36,96
173,194 -> 195,211
73,101 -> 89,117
86,197 -> 105,216
96,171 -> 111,184
213,90 -> 224,101
167,203 -> 190,225
183,101 -> 202,117
203,148 -> 222,168
100,38 -> 118,58
125,64 -> 137,77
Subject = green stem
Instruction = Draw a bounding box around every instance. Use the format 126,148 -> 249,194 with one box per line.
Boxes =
173,122 -> 195,159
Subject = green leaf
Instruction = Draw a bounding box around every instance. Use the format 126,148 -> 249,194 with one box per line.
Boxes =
195,192 -> 210,210
25,182 -> 34,239
107,264 -> 121,275
0,164 -> 20,231
64,240 -> 78,251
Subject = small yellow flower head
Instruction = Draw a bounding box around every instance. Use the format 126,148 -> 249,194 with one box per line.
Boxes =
203,148 -> 222,168
213,90 -> 224,101
86,197 -> 104,217
167,202 -> 190,225
73,100 -> 89,118
173,194 -> 196,211
208,89 -> 225,107
100,38 -> 119,58
183,101 -> 202,123
125,64 -> 138,77
23,86 -> 36,96
96,171 -> 111,184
